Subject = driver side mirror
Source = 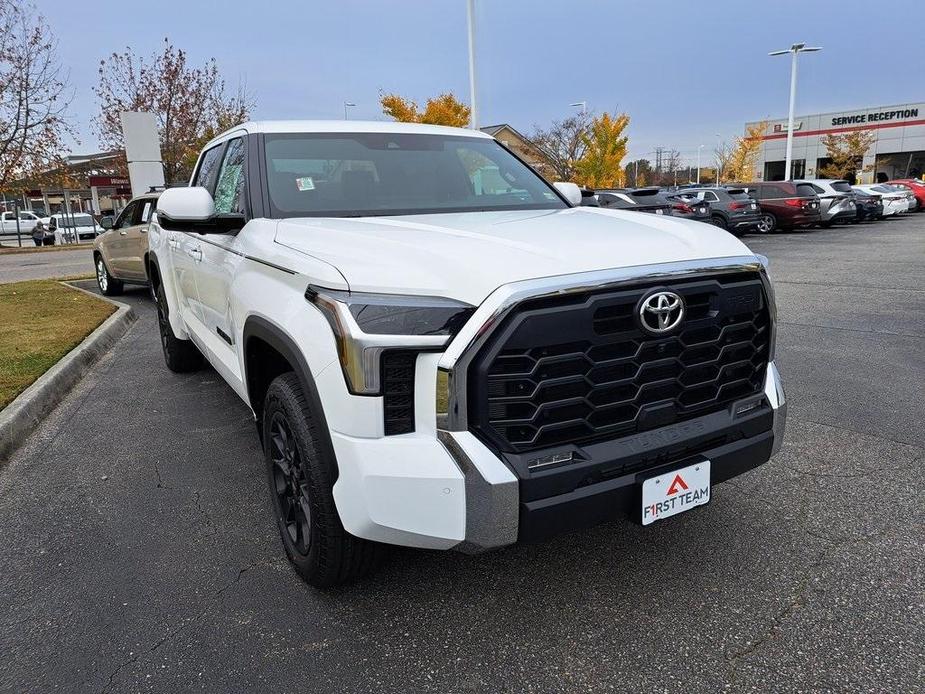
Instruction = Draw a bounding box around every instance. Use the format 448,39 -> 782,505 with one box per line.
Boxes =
100,216 -> 114,230
156,186 -> 244,234
553,181 -> 583,206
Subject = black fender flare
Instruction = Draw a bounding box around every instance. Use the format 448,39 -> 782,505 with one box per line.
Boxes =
146,251 -> 161,289
242,315 -> 339,478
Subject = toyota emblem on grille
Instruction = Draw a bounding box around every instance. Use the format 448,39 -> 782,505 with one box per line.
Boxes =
637,290 -> 685,334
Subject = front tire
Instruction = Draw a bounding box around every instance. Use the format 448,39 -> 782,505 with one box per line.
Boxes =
263,373 -> 385,587
154,281 -> 201,372
95,255 -> 123,296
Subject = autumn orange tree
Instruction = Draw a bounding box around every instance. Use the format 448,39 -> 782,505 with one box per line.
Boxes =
0,1 -> 74,191
818,130 -> 876,179
721,121 -> 768,182
573,112 -> 630,188
380,92 -> 470,127
94,39 -> 252,184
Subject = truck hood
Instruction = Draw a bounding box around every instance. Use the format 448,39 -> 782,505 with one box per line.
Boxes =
274,207 -> 756,306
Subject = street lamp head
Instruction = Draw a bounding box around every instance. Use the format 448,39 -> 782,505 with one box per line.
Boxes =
769,43 -> 822,56
344,101 -> 356,107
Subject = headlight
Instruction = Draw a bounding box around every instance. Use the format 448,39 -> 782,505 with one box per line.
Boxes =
306,285 -> 474,395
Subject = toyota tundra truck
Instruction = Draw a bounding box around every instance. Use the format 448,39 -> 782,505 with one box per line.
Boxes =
147,121 -> 787,587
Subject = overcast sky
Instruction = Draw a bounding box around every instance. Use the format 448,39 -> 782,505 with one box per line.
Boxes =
42,0 -> 922,167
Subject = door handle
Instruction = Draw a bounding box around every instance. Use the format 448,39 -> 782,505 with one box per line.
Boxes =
119,230 -> 127,235
186,247 -> 203,261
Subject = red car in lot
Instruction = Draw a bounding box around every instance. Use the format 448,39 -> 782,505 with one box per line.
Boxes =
887,179 -> 925,211
742,181 -> 822,232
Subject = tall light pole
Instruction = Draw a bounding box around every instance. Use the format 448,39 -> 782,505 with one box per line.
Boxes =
715,133 -> 723,184
569,101 -> 587,115
769,42 -> 822,180
697,144 -> 704,184
343,101 -> 356,120
467,0 -> 479,129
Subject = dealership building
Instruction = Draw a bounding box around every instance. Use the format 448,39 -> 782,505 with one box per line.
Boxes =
748,101 -> 924,182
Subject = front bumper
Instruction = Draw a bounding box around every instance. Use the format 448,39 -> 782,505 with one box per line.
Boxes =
441,360 -> 786,549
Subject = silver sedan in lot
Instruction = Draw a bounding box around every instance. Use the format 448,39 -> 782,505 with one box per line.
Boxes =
853,184 -> 909,217
795,180 -> 856,227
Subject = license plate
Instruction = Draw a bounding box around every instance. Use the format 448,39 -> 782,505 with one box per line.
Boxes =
750,203 -> 757,209
641,460 -> 710,525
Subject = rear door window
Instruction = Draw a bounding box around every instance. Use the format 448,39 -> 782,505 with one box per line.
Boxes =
831,181 -> 853,193
137,200 -> 155,224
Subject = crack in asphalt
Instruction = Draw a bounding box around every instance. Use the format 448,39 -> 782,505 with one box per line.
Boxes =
797,417 -> 925,452
99,561 -> 265,693
152,461 -> 172,490
193,490 -> 217,537
721,528 -> 893,689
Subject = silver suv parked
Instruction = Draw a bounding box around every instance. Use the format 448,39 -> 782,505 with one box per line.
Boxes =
796,180 -> 856,227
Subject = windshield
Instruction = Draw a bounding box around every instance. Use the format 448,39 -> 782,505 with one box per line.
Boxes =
263,133 -> 565,218
58,214 -> 94,228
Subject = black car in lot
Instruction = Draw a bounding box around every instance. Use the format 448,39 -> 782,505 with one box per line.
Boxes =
664,192 -> 712,223
674,186 -> 761,236
851,188 -> 883,221
596,188 -> 671,215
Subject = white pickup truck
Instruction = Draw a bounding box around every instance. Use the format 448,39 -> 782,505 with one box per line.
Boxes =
146,120 -> 787,587
0,210 -> 41,237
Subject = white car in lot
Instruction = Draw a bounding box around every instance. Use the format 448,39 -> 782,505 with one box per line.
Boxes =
43,212 -> 101,243
852,185 -> 908,216
148,120 -> 787,586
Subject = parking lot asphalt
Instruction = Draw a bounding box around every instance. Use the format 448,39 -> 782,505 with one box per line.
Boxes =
0,246 -> 96,282
1,216 -> 923,693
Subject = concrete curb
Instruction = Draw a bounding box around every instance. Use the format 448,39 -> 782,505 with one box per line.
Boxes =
0,283 -> 137,464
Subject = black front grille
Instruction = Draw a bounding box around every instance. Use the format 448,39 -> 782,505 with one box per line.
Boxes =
382,351 -> 416,435
468,273 -> 770,453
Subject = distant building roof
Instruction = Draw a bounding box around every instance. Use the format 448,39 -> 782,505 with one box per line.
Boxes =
480,123 -> 532,142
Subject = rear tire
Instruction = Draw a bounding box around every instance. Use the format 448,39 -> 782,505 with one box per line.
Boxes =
154,281 -> 201,372
95,255 -> 123,296
263,373 -> 385,587
756,213 -> 776,234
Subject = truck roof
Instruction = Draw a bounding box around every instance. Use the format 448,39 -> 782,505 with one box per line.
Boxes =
207,120 -> 491,146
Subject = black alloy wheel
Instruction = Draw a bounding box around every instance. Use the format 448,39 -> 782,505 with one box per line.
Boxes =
269,412 -> 312,556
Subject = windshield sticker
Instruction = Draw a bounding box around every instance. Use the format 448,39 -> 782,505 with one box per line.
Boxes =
296,176 -> 315,191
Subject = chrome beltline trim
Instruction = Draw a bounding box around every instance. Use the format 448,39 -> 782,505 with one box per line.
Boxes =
436,254 -> 769,432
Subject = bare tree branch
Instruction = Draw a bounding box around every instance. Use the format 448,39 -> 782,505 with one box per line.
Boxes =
93,38 -> 254,185
0,0 -> 74,190
529,112 -> 594,182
